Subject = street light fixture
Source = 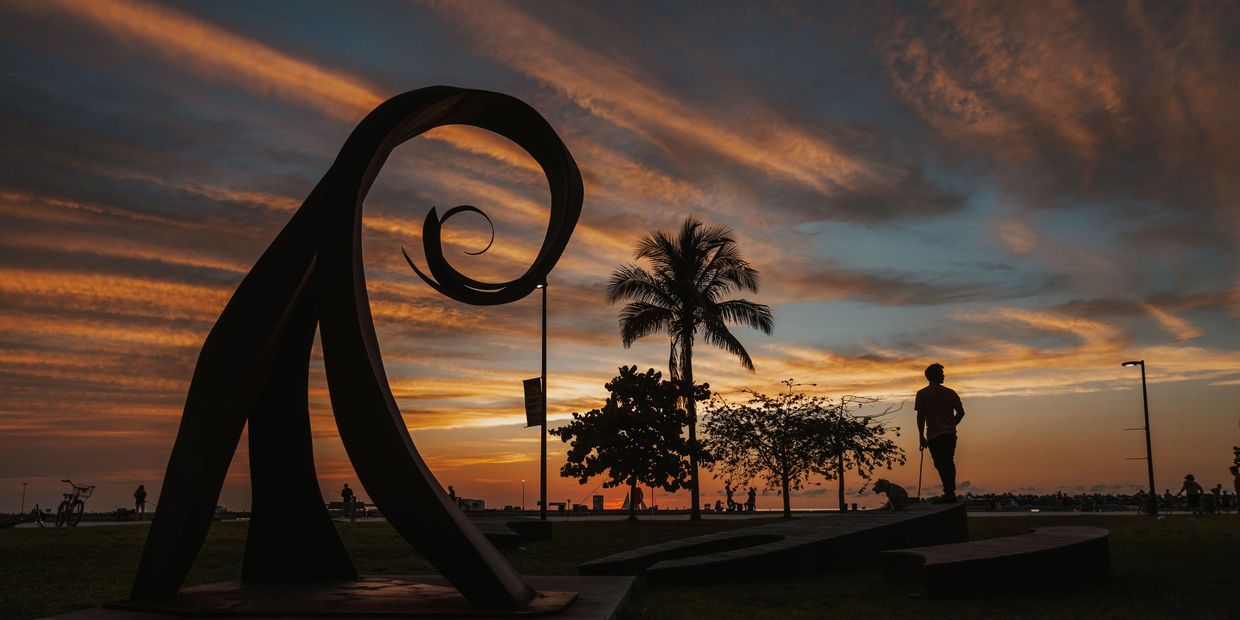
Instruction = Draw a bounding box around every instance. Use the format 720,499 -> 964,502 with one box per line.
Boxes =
1122,360 -> 1157,516
521,479 -> 526,512
781,378 -> 816,395
535,281 -> 547,520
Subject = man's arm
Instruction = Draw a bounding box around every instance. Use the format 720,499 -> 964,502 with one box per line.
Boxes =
954,403 -> 965,426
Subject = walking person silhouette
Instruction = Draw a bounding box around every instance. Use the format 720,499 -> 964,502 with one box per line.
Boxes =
915,363 -> 965,503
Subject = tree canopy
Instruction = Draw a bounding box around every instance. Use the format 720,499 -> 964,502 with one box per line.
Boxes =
703,389 -> 905,517
549,366 -> 706,519
818,395 -> 907,511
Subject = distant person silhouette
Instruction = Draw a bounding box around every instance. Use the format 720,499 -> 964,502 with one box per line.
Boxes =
448,485 -> 457,501
915,363 -> 965,503
1230,466 -> 1239,501
746,487 -> 757,511
725,481 -> 735,511
1177,474 -> 1203,516
341,483 -> 356,521
133,484 -> 147,520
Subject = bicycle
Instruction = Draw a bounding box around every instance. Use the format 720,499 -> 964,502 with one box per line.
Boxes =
55,479 -> 94,527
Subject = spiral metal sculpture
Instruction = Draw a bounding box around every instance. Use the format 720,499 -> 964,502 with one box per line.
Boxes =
129,87 -> 583,610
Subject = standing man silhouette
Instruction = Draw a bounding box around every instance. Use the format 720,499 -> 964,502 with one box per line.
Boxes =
133,484 -> 147,521
915,363 -> 965,503
341,483 -> 356,521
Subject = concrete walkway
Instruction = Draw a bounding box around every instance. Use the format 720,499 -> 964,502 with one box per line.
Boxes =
580,502 -> 967,584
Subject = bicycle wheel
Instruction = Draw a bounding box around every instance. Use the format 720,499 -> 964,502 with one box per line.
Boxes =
69,501 -> 85,527
55,501 -> 70,527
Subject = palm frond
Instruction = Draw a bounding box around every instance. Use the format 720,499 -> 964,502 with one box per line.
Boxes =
605,265 -> 674,307
715,299 -> 774,334
618,303 -> 674,347
701,318 -> 756,371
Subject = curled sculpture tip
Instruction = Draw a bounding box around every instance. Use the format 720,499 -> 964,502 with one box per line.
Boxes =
439,205 -> 495,256
401,205 -> 496,295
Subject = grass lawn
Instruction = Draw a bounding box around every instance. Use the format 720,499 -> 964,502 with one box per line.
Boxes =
1,514 -> 1236,618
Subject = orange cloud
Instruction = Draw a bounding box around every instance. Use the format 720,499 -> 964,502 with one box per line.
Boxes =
995,217 -> 1039,257
1140,303 -> 1203,342
15,0 -> 710,214
20,0 -> 382,121
882,1 -> 1128,165
428,1 -> 879,196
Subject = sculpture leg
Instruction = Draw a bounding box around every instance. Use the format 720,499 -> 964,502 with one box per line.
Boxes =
244,288 -> 356,582
130,195 -> 323,601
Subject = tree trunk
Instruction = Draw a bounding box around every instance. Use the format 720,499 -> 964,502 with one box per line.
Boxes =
684,337 -> 700,521
781,472 -> 792,518
837,452 -> 846,512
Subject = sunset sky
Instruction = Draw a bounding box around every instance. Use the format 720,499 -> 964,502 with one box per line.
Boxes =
1,0 -> 1238,513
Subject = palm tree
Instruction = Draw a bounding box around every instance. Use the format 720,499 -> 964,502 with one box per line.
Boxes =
606,217 -> 774,520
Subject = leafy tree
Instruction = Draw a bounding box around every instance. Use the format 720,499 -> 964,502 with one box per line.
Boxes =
549,366 -> 704,520
703,390 -> 906,517
703,390 -> 833,517
606,217 -> 773,520
819,396 -> 906,512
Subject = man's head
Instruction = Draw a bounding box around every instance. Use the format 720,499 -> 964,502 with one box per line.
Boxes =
924,363 -> 945,384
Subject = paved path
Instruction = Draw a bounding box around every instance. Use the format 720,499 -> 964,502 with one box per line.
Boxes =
580,502 -> 967,584
882,525 -> 1110,599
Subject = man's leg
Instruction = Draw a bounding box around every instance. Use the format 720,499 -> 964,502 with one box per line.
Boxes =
928,434 -> 957,498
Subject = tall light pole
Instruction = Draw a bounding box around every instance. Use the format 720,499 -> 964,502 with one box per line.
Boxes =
21,482 -> 27,514
1122,360 -> 1157,516
521,480 -> 526,512
781,378 -> 816,395
536,281 -> 547,520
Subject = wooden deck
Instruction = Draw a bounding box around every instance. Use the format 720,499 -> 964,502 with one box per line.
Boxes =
580,503 -> 967,584
881,525 -> 1110,599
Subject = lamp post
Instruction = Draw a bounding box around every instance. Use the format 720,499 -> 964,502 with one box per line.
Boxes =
536,281 -> 547,520
781,379 -> 816,395
21,482 -> 26,514
1122,360 -> 1157,516
521,480 -> 526,512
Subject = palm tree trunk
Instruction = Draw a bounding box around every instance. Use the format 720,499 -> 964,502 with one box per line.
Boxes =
683,334 -> 700,521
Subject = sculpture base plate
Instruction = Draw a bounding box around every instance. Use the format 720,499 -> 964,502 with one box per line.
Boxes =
55,576 -> 633,619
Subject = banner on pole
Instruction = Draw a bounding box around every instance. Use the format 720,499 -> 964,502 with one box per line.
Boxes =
523,377 -> 544,427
